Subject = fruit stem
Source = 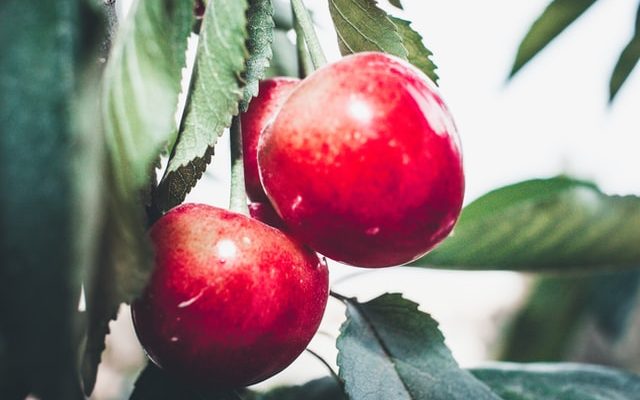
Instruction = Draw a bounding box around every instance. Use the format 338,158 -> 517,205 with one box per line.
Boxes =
229,116 -> 249,216
290,0 -> 327,69
329,290 -> 352,303
292,1 -> 313,78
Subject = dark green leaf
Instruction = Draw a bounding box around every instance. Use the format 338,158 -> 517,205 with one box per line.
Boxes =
82,0 -> 193,395
471,362 -> 640,400
241,0 -> 275,111
329,0 -> 408,58
337,293 -> 500,400
499,276 -> 593,362
130,363 -> 247,400
500,271 -> 640,362
609,5 -> 640,101
156,0 -> 248,212
411,177 -> 640,272
389,16 -> 438,83
254,377 -> 346,400
388,0 -> 403,10
510,0 -> 598,77
0,0 -> 98,398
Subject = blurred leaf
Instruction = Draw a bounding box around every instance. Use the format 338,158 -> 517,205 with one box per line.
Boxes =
0,0 -> 99,398
241,0 -> 275,111
388,0 -> 403,10
103,0 -> 192,199
273,0 -> 294,30
510,0 -> 598,77
82,0 -> 193,395
329,0 -> 408,58
412,177 -> 640,272
254,377 -> 346,400
156,0 -> 248,212
130,363 -> 247,400
609,5 -> 640,101
389,16 -> 438,83
337,293 -> 501,400
500,276 -> 593,362
267,29 -> 299,77
471,362 -> 640,399
501,271 -> 640,362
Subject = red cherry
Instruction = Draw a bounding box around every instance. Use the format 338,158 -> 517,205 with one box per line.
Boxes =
249,201 -> 287,232
131,203 -> 329,389
258,52 -> 464,268
242,77 -> 300,202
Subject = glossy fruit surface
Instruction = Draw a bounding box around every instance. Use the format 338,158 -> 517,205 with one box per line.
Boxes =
248,201 -> 287,232
258,52 -> 464,268
242,77 -> 300,202
132,203 -> 328,389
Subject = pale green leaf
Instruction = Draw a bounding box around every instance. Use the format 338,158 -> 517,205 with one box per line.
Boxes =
241,0 -> 275,111
329,0 -> 407,58
389,16 -> 438,83
156,0 -> 248,212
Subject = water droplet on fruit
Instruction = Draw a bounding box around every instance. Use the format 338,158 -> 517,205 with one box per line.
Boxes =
402,154 -> 410,165
365,227 -> 380,235
242,236 -> 251,245
170,336 -> 179,343
178,288 -> 206,308
388,139 -> 398,148
291,195 -> 303,211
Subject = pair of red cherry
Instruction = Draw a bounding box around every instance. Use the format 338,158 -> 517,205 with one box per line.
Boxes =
132,52 -> 465,390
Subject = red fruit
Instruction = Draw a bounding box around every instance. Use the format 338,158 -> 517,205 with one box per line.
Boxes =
249,201 -> 287,232
258,52 -> 464,268
131,204 -> 329,389
242,77 -> 300,202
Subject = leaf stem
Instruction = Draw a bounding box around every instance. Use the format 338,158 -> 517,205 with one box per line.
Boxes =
229,116 -> 249,215
290,0 -> 327,69
292,2 -> 313,78
305,348 -> 344,387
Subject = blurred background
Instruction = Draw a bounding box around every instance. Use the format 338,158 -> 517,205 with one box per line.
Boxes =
91,0 -> 640,398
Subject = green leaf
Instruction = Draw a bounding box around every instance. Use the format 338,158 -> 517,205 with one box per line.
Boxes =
499,276 -> 593,362
0,0 -> 100,398
156,0 -> 248,212
388,0 -> 403,10
609,5 -> 640,101
130,363 -> 247,400
82,0 -> 193,395
103,0 -> 193,199
337,293 -> 501,400
329,0 -> 408,58
471,362 -> 640,400
254,377 -> 347,400
510,0 -> 598,77
241,0 -> 275,112
411,177 -> 640,272
500,271 -> 640,362
389,16 -> 438,83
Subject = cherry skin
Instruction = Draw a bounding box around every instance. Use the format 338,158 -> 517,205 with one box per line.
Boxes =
248,202 -> 288,232
131,203 -> 329,390
242,77 -> 300,203
258,52 -> 464,268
